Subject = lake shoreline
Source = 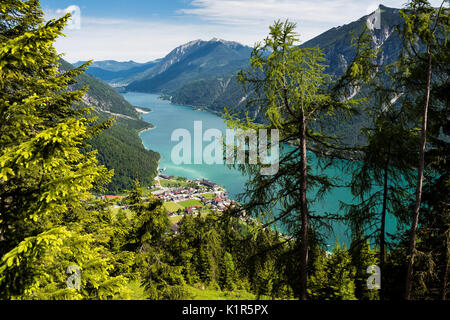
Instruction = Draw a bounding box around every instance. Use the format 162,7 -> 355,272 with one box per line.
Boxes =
138,125 -> 156,134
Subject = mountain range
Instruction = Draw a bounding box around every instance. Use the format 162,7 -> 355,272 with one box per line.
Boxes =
72,60 -> 159,86
75,38 -> 252,90
79,5 -> 403,116
79,6 -> 402,89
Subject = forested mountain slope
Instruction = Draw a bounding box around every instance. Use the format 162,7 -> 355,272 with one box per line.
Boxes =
59,60 -> 160,192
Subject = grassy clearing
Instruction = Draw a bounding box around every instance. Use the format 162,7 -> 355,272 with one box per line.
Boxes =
178,199 -> 203,208
169,212 -> 211,224
147,187 -> 160,194
199,208 -> 213,215
202,193 -> 216,200
159,179 -> 196,188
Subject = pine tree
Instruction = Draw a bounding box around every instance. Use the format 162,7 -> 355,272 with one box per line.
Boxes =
398,0 -> 449,299
219,252 -> 236,291
373,0 -> 450,299
349,240 -> 379,300
227,20 -> 375,300
342,85 -> 417,299
123,181 -> 189,299
124,179 -> 170,251
142,246 -> 189,300
308,245 -> 357,300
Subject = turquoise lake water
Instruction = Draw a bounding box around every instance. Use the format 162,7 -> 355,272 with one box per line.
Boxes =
122,92 -> 396,246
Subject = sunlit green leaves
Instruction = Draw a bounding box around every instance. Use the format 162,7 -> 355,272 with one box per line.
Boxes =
0,0 -> 120,300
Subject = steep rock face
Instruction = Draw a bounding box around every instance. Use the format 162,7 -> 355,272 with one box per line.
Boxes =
157,39 -> 204,74
152,38 -> 249,77
299,5 -> 403,78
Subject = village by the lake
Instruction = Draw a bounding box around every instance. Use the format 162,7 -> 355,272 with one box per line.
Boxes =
101,169 -> 232,232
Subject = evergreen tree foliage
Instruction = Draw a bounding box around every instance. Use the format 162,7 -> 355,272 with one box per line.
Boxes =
342,66 -> 418,299
397,0 -> 449,299
308,245 -> 357,300
349,240 -> 379,300
225,19 -> 375,299
219,251 -> 236,291
0,0 -> 135,299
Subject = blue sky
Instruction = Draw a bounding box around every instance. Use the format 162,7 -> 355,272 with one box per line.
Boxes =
42,0 -> 191,20
40,0 -> 444,63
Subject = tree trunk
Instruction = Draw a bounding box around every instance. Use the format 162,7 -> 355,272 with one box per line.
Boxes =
405,48 -> 432,300
380,147 -> 390,300
441,235 -> 449,300
299,114 -> 309,300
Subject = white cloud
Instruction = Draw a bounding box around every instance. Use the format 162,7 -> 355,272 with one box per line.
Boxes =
180,0 -> 444,25
180,0 -> 364,25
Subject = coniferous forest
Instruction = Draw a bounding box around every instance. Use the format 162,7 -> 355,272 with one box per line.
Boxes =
0,0 -> 448,303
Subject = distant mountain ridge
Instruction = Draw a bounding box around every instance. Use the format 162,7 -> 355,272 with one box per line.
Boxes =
84,5 -> 403,107
74,60 -> 149,72
73,60 -> 159,86
79,38 -> 252,88
125,38 -> 253,93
